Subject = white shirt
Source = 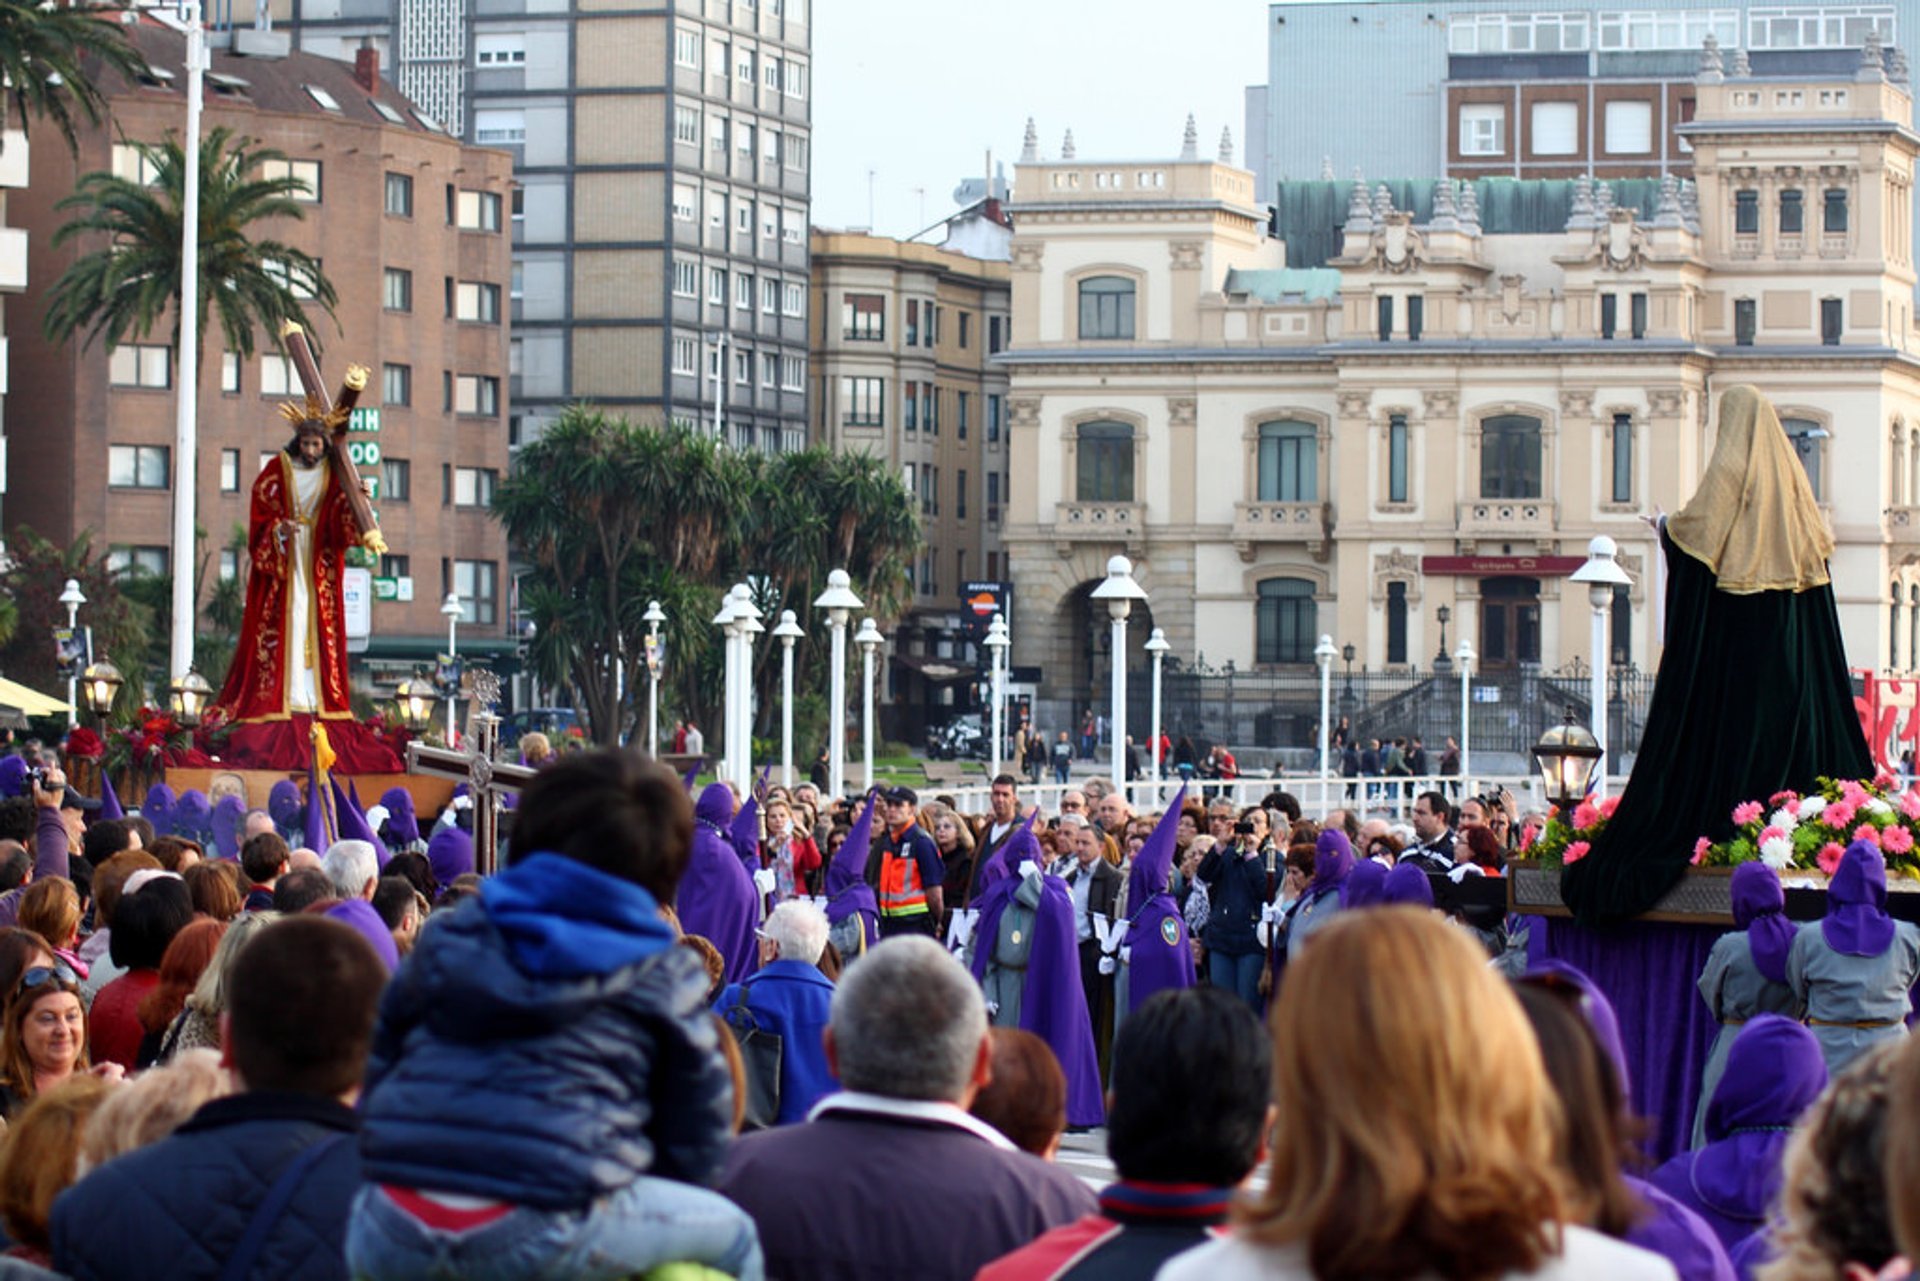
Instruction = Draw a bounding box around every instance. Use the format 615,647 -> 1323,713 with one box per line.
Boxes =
1157,1224 -> 1677,1281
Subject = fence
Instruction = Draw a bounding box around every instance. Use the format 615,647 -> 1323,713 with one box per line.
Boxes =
934,773 -> 1549,824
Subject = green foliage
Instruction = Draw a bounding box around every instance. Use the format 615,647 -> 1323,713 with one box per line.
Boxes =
493,407 -> 921,746
0,0 -> 147,152
0,528 -> 153,720
44,125 -> 339,366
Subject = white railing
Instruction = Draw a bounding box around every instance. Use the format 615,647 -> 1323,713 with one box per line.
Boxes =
925,772 -> 1553,823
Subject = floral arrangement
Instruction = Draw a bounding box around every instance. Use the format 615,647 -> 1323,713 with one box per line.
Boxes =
62,726 -> 104,762
103,707 -> 208,773
365,708 -> 414,760
1524,775 -> 1920,878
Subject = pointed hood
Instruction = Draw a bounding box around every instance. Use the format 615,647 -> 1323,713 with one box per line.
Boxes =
682,760 -> 702,792
211,795 -> 245,860
379,786 -> 421,848
1382,863 -> 1435,908
427,826 -> 474,888
1308,829 -> 1355,897
828,790 -> 879,899
98,771 -> 125,821
1824,840 -> 1896,957
695,782 -> 735,829
1341,859 -> 1389,909
332,776 -> 382,855
170,790 -> 213,847
1685,1014 -> 1827,1228
976,807 -> 1042,897
142,784 -> 177,837
0,758 -> 26,799
268,780 -> 303,833
1127,784 -> 1188,907
1730,862 -> 1794,984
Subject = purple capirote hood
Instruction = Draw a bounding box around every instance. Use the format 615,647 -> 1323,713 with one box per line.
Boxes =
1730,862 -> 1794,984
1823,840 -> 1896,957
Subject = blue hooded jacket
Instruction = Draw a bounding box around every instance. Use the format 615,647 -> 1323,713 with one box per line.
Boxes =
357,852 -> 732,1208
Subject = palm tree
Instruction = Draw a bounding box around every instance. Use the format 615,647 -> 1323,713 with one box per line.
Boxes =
43,125 -> 337,366
0,0 -> 147,152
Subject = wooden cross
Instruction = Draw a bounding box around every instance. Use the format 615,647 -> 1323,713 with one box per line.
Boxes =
405,669 -> 533,876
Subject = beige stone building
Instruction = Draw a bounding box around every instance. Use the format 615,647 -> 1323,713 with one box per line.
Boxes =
1004,58 -> 1920,748
810,229 -> 1011,738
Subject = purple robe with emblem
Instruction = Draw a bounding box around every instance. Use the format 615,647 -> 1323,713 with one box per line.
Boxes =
825,792 -> 879,950
210,795 -> 245,861
970,815 -> 1104,1127
1124,786 -> 1194,1012
679,783 -> 760,985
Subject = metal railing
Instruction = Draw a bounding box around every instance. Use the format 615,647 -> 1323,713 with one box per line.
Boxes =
928,772 -> 1551,824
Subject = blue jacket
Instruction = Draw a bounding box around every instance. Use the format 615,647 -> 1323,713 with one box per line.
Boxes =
52,1091 -> 361,1281
358,852 -> 732,1209
716,958 -> 838,1125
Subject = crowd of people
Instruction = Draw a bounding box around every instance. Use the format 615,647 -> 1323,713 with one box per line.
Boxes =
0,735 -> 1915,1279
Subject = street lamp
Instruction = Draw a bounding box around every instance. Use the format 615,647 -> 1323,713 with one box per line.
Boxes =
1089,555 -> 1149,794
1532,719 -> 1603,812
1146,627 -> 1170,805
642,599 -> 666,758
855,617 -> 884,791
1435,604 -> 1451,661
168,670 -> 213,728
983,613 -> 1010,781
711,588 -> 740,785
440,592 -> 464,744
773,608 -> 804,787
168,0 -> 208,687
395,676 -> 436,731
1568,535 -> 1633,798
57,579 -> 85,728
1455,636 -> 1476,796
81,659 -> 123,719
732,584 -> 764,792
813,569 -> 864,798
1315,633 -> 1337,813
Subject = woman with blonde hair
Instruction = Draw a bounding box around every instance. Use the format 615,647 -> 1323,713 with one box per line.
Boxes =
0,1076 -> 114,1265
76,1047 -> 232,1178
1162,908 -> 1675,1281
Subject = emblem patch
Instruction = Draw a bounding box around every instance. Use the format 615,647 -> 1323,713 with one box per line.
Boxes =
1160,917 -> 1180,946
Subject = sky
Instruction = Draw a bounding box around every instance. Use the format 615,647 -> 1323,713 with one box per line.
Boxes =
810,1 -> 1273,240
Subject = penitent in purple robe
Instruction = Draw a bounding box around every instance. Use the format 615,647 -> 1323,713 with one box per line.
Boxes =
678,783 -> 760,985
825,792 -> 880,957
1123,786 -> 1195,1018
971,815 -> 1104,1128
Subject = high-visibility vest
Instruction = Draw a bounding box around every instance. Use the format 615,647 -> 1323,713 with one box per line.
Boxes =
878,832 -> 930,916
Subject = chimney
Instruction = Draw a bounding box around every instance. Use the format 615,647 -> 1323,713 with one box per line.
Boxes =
353,42 -> 379,93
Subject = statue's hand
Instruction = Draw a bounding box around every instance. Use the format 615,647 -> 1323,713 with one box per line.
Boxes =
362,529 -> 388,556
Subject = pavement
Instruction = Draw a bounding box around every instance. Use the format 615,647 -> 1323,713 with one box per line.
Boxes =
1054,1128 -> 1116,1191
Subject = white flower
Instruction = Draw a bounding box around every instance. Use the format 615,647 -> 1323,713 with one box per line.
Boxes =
1800,796 -> 1828,820
1866,798 -> 1895,819
1760,835 -> 1794,870
1768,808 -> 1799,833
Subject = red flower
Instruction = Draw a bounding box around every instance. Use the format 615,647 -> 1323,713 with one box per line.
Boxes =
63,727 -> 104,761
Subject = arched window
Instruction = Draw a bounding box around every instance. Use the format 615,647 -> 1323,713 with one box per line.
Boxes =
1256,578 -> 1317,664
1076,421 -> 1135,502
1781,416 -> 1825,500
1077,276 -> 1136,340
1479,414 -> 1542,499
1385,581 -> 1408,664
1257,420 -> 1317,502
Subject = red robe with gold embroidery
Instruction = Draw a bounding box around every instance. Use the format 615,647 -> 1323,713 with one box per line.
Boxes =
215,451 -> 359,722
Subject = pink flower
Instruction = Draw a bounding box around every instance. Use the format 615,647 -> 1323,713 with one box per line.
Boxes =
1875,770 -> 1897,790
1784,798 -> 1801,817
1854,824 -> 1882,848
1732,801 -> 1763,826
1599,794 -> 1621,819
1691,837 -> 1711,866
1573,801 -> 1601,831
1899,791 -> 1920,821
1885,825 -> 1916,855
1759,826 -> 1787,847
1824,802 -> 1857,830
1843,780 -> 1871,807
1819,842 -> 1846,875
1770,790 -> 1801,807
1562,841 -> 1590,866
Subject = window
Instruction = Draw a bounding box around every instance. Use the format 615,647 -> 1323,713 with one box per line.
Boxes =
905,300 -> 919,347
455,281 -> 501,323
757,352 -> 775,387
111,143 -> 162,186
1256,579 -> 1317,664
988,394 -> 1003,443
1597,9 -> 1738,51
674,28 -> 700,68
926,305 -> 939,347
1531,101 -> 1578,156
674,104 -> 699,145
1783,417 -> 1825,498
260,157 -> 320,201
843,293 -> 884,340
220,351 -> 240,393
1449,11 -> 1592,52
989,315 -> 1006,353
382,458 -> 410,501
781,207 -> 803,243
958,312 -> 971,349
673,259 -> 697,297
987,472 -> 1001,524
707,192 -> 726,230
784,133 -> 808,171
1459,103 -> 1504,156
219,548 -> 239,581
784,60 -> 807,98
957,391 -> 969,439
1479,414 -> 1542,499
474,110 -> 526,144
379,554 -> 410,580
707,267 -> 726,304
782,281 -> 803,316
452,560 -> 498,625
1386,581 -> 1409,664
108,344 -> 171,388
452,467 -> 497,507
260,354 -> 295,396
383,363 -> 411,406
454,374 -> 500,416
475,34 -> 525,65
922,382 -> 937,435
1822,297 -> 1843,346
737,122 -> 755,160
219,448 -> 240,491
735,202 -> 752,236
673,183 -> 696,221
1747,6 -> 1894,52
780,355 -> 804,390
107,546 -> 169,577
108,444 -> 168,488
1376,294 -> 1394,341
1631,292 -> 1648,339
1407,295 -> 1423,342
1610,585 -> 1631,665
734,273 -> 752,310
1825,187 -> 1849,233
761,277 -> 777,314
672,336 -> 697,374
842,376 -> 883,426
956,469 -> 967,518
1077,276 -> 1135,340
764,56 -> 781,90
1257,420 -> 1317,502
384,172 -> 412,216
383,267 -> 411,312
709,115 -> 728,154
737,49 -> 753,82
1734,298 -> 1757,346
1611,413 -> 1632,503
455,189 -> 502,231
1076,421 -> 1134,502
1780,189 -> 1804,235
1735,190 -> 1760,234
1603,100 -> 1652,154
1388,413 -> 1409,503
1601,293 -> 1618,340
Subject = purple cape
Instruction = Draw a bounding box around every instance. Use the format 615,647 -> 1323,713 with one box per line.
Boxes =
1730,862 -> 1794,983
210,795 -> 245,861
825,792 -> 880,947
1124,787 -> 1194,1009
969,831 -> 1103,1128
380,786 -> 422,849
1382,863 -> 1435,908
98,771 -> 125,821
142,784 -> 177,837
681,790 -> 760,985
1650,1015 -> 1826,1248
1824,840 -> 1895,957
1341,860 -> 1389,908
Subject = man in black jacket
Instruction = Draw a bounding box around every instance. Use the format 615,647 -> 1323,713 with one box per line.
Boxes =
53,916 -> 386,1281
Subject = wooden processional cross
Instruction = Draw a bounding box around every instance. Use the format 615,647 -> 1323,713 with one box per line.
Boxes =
406,669 -> 533,877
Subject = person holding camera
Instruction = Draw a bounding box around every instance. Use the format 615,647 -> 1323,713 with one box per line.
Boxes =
1196,812 -> 1270,1012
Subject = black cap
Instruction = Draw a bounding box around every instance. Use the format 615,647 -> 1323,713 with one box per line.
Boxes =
60,787 -> 101,813
885,785 -> 919,807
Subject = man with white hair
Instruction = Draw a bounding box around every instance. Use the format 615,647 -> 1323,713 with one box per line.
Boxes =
719,936 -> 1096,1281
322,839 -> 379,900
715,899 -> 837,1126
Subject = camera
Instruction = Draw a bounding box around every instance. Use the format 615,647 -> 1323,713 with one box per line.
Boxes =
1234,819 -> 1256,836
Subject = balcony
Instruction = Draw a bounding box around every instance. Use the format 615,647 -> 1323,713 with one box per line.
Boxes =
1053,501 -> 1143,556
1456,499 -> 1557,538
1232,500 -> 1328,563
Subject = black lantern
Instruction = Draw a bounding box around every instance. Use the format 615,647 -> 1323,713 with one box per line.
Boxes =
168,670 -> 214,727
81,659 -> 123,717
1531,719 -> 1603,811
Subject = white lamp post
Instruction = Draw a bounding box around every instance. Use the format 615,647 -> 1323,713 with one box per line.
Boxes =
1455,636 -> 1476,797
58,579 -> 86,728
1089,555 -> 1148,794
1145,627 -> 1170,806
983,613 -> 1010,781
1568,535 -> 1633,798
642,599 -> 666,758
1315,633 -> 1337,814
733,584 -> 764,793
813,569 -> 864,798
773,609 -> 804,787
711,589 -> 740,786
855,617 -> 884,791
440,592 -> 463,743
168,0 -> 207,687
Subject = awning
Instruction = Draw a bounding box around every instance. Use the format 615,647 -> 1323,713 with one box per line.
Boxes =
0,677 -> 66,717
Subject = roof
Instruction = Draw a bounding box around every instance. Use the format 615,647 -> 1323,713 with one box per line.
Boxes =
1221,267 -> 1344,303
